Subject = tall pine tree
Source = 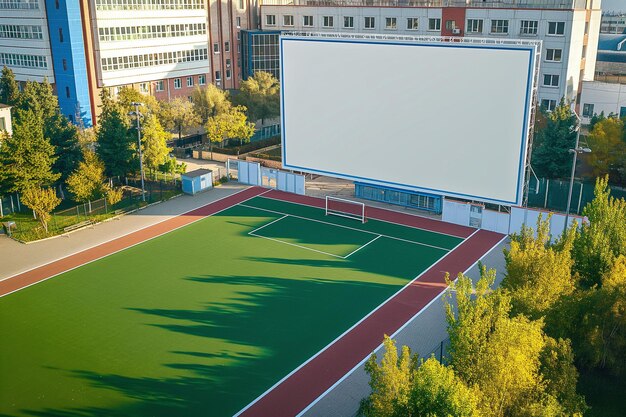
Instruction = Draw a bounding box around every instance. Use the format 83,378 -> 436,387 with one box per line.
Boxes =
97,107 -> 137,178
0,66 -> 20,106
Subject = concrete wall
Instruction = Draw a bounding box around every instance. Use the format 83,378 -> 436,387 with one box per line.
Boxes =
580,80 -> 626,123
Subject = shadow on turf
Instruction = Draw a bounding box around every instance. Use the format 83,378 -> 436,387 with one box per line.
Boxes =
17,274 -> 396,417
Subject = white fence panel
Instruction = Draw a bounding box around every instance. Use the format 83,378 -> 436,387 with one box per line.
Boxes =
482,210 -> 510,234
277,171 -> 306,195
442,199 -> 471,227
295,175 -> 305,195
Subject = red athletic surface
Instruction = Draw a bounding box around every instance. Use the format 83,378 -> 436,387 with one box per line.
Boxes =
0,187 -> 267,297
239,190 -> 504,417
0,187 -> 505,417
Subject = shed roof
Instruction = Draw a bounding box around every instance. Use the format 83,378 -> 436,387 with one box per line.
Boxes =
182,168 -> 213,178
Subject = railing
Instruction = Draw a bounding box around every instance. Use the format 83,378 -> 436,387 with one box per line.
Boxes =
261,0 -> 586,9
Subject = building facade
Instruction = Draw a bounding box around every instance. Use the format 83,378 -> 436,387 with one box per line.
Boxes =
0,0 -> 259,126
258,0 -> 602,111
600,12 -> 626,34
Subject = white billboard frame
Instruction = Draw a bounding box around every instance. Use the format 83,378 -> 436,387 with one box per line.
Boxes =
280,33 -> 541,206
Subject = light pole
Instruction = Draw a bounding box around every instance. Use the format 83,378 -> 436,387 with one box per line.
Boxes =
564,111 -> 591,228
129,102 -> 146,202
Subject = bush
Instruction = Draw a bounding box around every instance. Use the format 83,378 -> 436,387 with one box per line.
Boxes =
209,136 -> 280,155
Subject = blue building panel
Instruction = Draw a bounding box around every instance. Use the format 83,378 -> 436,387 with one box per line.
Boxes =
355,182 -> 443,214
45,0 -> 92,127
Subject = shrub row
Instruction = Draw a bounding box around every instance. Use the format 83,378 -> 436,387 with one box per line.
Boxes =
210,136 -> 281,155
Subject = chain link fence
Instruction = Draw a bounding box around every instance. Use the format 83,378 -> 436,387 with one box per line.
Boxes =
1,179 -> 181,242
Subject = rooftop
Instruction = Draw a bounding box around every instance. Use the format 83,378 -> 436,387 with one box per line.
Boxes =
261,0 -> 591,9
182,168 -> 213,178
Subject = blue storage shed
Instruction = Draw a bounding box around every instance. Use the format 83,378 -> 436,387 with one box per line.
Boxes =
182,169 -> 213,195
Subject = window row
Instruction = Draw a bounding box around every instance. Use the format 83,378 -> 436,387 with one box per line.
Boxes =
101,48 -> 208,72
0,24 -> 43,40
98,23 -> 206,42
266,14 -> 566,36
95,0 -> 204,11
156,74 -> 206,91
0,0 -> 38,9
0,52 -> 47,68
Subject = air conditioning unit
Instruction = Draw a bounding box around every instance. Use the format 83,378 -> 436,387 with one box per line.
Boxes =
452,28 -> 462,35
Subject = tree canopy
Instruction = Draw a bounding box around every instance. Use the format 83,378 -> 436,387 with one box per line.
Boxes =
0,66 -> 20,106
233,71 -> 280,124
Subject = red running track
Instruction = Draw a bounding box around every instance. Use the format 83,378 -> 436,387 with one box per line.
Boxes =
238,190 -> 505,417
0,187 -> 268,298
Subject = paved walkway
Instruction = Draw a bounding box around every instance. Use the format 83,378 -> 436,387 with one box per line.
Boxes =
0,183 -> 247,281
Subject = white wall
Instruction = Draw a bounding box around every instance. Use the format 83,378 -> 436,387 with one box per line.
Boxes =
580,81 -> 626,123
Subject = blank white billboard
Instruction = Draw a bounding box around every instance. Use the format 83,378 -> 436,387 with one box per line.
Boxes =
280,36 -> 537,206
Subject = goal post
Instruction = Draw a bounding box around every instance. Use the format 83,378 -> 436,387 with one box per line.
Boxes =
325,196 -> 366,223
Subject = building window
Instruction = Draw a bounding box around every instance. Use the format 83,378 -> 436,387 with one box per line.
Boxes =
0,117 -> 5,132
490,19 -> 509,34
0,52 -> 48,69
283,15 -> 293,26
520,20 -> 538,35
55,0 -> 59,8
225,41 -> 230,52
546,48 -> 562,62
186,76 -> 193,87
541,99 -> 557,111
445,20 -> 457,30
213,43 -> 220,53
303,15 -> 313,27
156,80 -> 164,91
238,0 -> 243,9
466,19 -> 483,33
174,78 -> 181,89
548,21 -> 565,35
59,28 -> 63,42
323,16 -> 333,28
407,18 -> 418,30
543,74 -> 560,87
266,15 -> 276,26
385,17 -> 397,29
215,70 -> 221,80
236,17 -> 241,28
582,103 -> 594,118
364,17 -> 375,29
226,69 -> 231,79
198,74 -> 206,85
344,16 -> 354,29
65,86 -> 70,98
226,58 -> 231,68
97,23 -> 208,42
62,58 -> 67,71
428,18 -> 441,31
94,0 -> 206,11
237,31 -> 241,40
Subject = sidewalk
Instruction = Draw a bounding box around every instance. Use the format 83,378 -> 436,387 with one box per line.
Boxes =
0,183 -> 247,281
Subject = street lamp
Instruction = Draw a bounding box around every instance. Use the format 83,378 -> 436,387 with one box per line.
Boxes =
129,102 -> 146,202
564,111 -> 591,228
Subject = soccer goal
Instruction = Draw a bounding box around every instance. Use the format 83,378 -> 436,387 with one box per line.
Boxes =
325,196 -> 366,223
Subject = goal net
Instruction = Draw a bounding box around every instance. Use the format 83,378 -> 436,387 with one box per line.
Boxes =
325,196 -> 366,223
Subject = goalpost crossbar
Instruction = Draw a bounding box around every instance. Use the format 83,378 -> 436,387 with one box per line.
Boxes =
325,196 -> 366,223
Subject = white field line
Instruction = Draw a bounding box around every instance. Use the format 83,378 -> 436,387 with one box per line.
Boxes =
233,228 -> 479,417
247,215 -> 289,235
295,233 -> 509,417
238,203 -> 451,253
343,235 -> 382,259
259,195 -> 468,239
0,187 -> 271,298
249,232 -> 345,259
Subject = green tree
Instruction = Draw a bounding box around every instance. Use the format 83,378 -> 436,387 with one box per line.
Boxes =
503,215 -> 577,319
531,99 -> 578,179
47,112 -> 82,182
0,66 -> 20,106
17,78 -> 58,124
589,111 -> 606,130
20,186 -> 60,233
96,107 -> 136,178
360,336 -> 414,417
66,151 -> 105,203
586,117 -> 626,184
205,105 -> 255,156
159,156 -> 186,177
115,86 -> 161,122
572,176 -> 626,288
0,109 -> 60,193
141,113 -> 171,174
234,71 -> 280,124
410,357 -> 482,417
191,84 -> 231,125
160,97 -> 201,140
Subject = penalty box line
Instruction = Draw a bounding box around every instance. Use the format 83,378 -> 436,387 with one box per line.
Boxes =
246,210 -> 383,259
239,203 -> 451,253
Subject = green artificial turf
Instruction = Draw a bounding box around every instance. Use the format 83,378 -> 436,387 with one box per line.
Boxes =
0,196 -> 462,417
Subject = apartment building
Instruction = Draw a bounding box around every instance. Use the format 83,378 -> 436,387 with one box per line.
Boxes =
600,12 -> 626,34
257,0 -> 602,111
0,0 -> 258,126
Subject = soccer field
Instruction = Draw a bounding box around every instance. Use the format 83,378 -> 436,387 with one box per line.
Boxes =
0,194 -> 464,417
